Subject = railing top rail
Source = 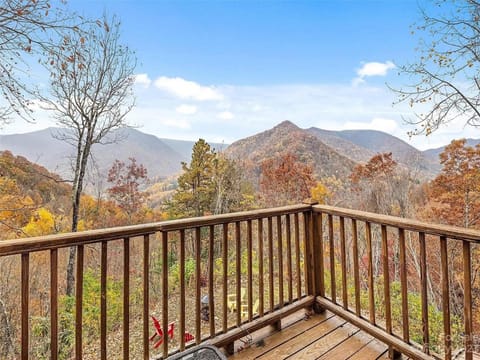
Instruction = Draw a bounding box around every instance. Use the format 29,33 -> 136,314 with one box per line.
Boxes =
313,204 -> 480,244
0,204 -> 311,256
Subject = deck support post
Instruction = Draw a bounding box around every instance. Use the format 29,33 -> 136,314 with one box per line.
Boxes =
304,199 -> 325,314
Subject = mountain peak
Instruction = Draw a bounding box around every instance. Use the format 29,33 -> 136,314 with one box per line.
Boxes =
273,120 -> 300,131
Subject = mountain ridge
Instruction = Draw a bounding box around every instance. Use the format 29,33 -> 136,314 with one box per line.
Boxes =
225,120 -> 357,181
2,121 -> 477,184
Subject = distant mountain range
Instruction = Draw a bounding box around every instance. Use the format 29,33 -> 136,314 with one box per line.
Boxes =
306,127 -> 440,175
0,122 -> 475,184
0,127 -> 226,181
225,121 -> 443,180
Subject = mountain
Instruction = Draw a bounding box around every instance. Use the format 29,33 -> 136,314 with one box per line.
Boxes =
423,138 -> 480,163
306,128 -> 375,164
225,120 -> 357,180
307,127 -> 440,175
0,128 -> 191,180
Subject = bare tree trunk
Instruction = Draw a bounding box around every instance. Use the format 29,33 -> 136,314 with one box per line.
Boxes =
66,143 -> 90,296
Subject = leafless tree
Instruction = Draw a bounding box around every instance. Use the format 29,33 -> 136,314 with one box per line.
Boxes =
392,0 -> 480,135
41,14 -> 136,295
0,0 -> 79,125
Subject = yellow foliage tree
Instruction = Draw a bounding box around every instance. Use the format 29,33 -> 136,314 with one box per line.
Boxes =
310,182 -> 330,204
0,177 -> 34,237
22,208 -> 56,236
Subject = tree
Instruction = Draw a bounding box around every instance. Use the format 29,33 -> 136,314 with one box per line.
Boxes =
107,158 -> 148,220
41,14 -> 136,295
259,153 -> 315,207
211,154 -> 253,214
0,0 -> 79,124
22,207 -> 56,236
168,139 -> 215,218
167,140 -> 252,218
425,139 -> 480,228
394,1 -> 480,135
349,152 -> 399,214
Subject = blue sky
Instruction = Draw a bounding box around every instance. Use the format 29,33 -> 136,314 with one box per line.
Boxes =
2,0 -> 475,150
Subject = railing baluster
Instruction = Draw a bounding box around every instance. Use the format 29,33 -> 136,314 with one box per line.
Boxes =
303,213 -> 311,296
328,214 -> 336,303
209,225 -> 215,337
294,213 -> 302,299
399,228 -> 409,343
286,214 -> 293,304
101,241 -> 108,360
268,217 -> 274,311
382,225 -> 393,357
247,220 -> 253,321
143,235 -> 150,360
340,216 -> 348,309
195,228 -> 201,344
222,224 -> 228,333
75,245 -> 84,360
419,232 -> 429,354
235,222 -> 241,325
440,235 -> 451,360
277,215 -> 284,308
463,240 -> 473,360
50,249 -> 58,360
124,238 -> 130,360
365,222 -> 375,324
162,232 -> 169,356
315,212 -> 325,298
352,219 -> 361,316
179,230 -> 186,351
258,219 -> 264,316
21,253 -> 29,360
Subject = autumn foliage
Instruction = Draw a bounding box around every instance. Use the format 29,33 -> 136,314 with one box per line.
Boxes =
425,139 -> 480,228
107,157 -> 148,219
259,153 -> 315,206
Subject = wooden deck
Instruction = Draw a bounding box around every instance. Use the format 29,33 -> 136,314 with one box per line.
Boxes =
229,310 -> 402,360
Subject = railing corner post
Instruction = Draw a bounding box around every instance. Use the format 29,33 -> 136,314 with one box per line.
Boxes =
302,200 -> 325,314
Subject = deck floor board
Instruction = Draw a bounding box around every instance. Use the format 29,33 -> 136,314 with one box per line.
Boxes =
227,310 -> 401,359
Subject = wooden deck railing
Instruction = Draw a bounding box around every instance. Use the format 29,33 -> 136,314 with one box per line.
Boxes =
0,204 -> 312,360
311,204 -> 478,360
0,203 -> 478,359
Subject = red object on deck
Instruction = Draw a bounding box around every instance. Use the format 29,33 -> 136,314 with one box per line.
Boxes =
184,331 -> 195,342
150,315 -> 175,348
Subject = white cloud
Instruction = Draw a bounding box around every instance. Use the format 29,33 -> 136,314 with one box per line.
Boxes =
134,73 -> 152,88
154,76 -> 223,101
176,104 -> 197,115
357,61 -> 396,77
353,61 -> 396,86
217,111 -> 234,120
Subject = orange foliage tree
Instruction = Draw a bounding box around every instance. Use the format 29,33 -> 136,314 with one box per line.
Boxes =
349,152 -> 400,214
259,153 -> 315,207
426,139 -> 480,228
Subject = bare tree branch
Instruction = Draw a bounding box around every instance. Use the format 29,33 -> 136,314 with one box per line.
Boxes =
392,0 -> 480,136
